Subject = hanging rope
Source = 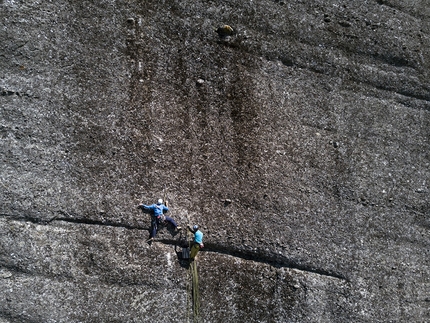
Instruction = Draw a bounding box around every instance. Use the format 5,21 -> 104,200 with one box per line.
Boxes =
186,262 -> 191,323
185,227 -> 192,323
184,226 -> 200,322
191,260 -> 200,321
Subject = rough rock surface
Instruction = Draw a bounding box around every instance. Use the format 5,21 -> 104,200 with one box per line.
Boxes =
1,0 -> 429,322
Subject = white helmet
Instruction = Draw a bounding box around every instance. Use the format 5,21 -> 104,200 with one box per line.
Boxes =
157,198 -> 163,204
193,225 -> 199,231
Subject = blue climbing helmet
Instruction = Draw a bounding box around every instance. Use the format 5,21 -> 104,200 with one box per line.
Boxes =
193,225 -> 199,231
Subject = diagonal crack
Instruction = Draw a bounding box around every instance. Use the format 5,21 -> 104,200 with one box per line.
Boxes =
0,213 -> 149,230
157,237 -> 348,281
1,214 -> 347,281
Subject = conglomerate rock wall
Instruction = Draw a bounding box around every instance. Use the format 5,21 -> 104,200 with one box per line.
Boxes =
1,0 -> 429,322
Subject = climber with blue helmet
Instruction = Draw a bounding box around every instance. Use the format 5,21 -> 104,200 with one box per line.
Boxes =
188,224 -> 204,260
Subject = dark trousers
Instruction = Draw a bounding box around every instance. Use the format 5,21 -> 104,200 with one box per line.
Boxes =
150,217 -> 159,238
150,216 -> 178,238
165,215 -> 178,227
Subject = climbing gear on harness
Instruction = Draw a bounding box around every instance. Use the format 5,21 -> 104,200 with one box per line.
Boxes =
174,228 -> 190,260
182,246 -> 190,259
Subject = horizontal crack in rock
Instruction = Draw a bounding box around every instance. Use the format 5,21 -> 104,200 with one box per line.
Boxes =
1,215 -> 347,281
1,213 -> 148,230
158,238 -> 348,281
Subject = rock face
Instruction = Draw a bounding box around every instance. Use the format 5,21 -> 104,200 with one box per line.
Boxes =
1,0 -> 429,322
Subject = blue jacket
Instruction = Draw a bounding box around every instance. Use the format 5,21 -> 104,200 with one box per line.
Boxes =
143,203 -> 168,217
194,230 -> 203,244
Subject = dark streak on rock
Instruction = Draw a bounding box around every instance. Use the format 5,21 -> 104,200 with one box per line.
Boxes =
1,213 -> 148,230
1,214 -> 347,281
0,88 -> 31,97
0,310 -> 40,323
1,89 -> 17,96
159,238 -> 348,281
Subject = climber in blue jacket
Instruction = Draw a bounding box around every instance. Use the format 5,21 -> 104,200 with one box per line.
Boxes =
138,199 -> 181,241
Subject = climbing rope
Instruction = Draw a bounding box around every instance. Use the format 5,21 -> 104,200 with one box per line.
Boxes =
184,226 -> 200,322
186,261 -> 191,323
185,228 -> 192,323
191,260 -> 200,321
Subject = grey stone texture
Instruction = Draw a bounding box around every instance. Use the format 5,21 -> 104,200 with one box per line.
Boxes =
1,0 -> 429,322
